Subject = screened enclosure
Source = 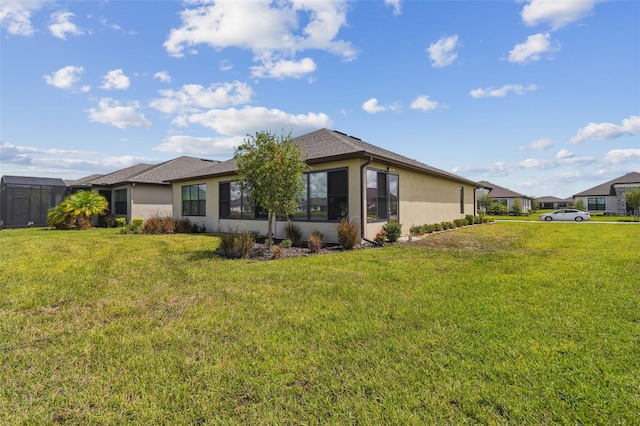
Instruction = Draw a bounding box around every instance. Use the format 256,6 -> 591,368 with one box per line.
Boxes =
0,176 -> 68,228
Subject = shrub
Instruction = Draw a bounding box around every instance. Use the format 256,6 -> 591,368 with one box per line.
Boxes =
280,239 -> 292,248
409,224 -> 424,236
217,231 -> 255,259
284,222 -> 303,246
433,223 -> 442,232
336,218 -> 359,249
307,230 -> 323,253
132,218 -> 144,229
382,222 -> 402,243
454,218 -> 467,227
374,230 -> 387,246
425,224 -> 434,233
465,214 -> 475,225
271,245 -> 283,259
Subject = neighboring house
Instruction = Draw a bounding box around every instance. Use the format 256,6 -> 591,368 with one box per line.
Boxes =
535,196 -> 570,210
0,175 -> 68,228
71,156 -> 218,224
573,172 -> 640,215
476,180 -> 533,213
166,128 -> 479,242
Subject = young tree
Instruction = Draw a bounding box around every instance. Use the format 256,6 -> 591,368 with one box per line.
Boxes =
477,193 -> 492,213
234,131 -> 308,247
574,199 -> 586,211
625,187 -> 640,221
512,198 -> 523,216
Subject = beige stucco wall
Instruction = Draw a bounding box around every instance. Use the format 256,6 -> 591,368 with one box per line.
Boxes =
130,183 -> 173,220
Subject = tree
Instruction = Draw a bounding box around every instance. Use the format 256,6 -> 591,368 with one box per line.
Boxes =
574,199 -> 586,211
234,131 -> 309,248
625,187 -> 640,221
512,198 -> 522,216
477,193 -> 492,213
47,191 -> 109,230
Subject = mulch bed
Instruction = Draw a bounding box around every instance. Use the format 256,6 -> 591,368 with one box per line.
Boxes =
248,241 -> 377,261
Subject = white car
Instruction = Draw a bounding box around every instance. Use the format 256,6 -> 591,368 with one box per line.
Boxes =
540,209 -> 591,222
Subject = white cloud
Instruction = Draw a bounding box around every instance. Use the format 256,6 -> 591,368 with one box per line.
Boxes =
508,33 -> 558,64
522,137 -> 553,150
410,95 -> 441,111
453,153 -> 597,175
427,35 -> 459,68
87,98 -> 152,129
101,69 -> 130,90
385,0 -> 402,16
43,65 -> 84,89
153,71 -> 172,83
0,0 -> 45,36
219,60 -> 233,71
176,106 -> 332,136
570,115 -> 640,144
49,11 -> 83,39
250,57 -> 317,79
521,0 -> 595,30
555,149 -> 573,159
153,135 -> 242,156
602,149 -> 640,164
163,0 -> 356,78
362,98 -> 400,114
150,81 -> 253,114
470,84 -> 537,98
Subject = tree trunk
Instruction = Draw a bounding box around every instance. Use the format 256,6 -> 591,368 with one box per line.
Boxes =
267,211 -> 274,248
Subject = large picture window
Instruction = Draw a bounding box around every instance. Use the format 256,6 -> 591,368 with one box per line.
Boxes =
367,169 -> 398,221
219,182 -> 267,220
587,197 -> 605,211
114,189 -> 127,215
293,169 -> 348,221
182,184 -> 206,216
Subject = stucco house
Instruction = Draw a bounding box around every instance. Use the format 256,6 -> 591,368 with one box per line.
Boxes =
71,156 -> 217,224
476,180 -> 533,213
166,128 -> 479,243
535,196 -> 571,210
572,171 -> 640,215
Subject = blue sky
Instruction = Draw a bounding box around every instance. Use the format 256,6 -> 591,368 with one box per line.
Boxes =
1,0 -> 638,198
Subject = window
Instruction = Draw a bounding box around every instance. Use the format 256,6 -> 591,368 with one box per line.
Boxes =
114,189 -> 127,215
587,197 -> 605,211
182,184 -> 206,216
367,168 -> 398,221
219,182 -> 267,220
293,169 -> 348,221
460,186 -> 465,214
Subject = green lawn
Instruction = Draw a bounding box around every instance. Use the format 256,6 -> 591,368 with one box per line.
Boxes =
494,209 -> 638,222
1,223 -> 639,424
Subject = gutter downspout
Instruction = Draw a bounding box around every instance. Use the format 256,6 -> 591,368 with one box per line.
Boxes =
360,156 -> 378,246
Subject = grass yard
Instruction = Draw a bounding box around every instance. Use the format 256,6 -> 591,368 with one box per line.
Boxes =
1,223 -> 639,424
495,209 -> 638,222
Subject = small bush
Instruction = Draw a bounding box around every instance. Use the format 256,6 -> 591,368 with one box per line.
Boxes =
409,224 -> 424,236
336,218 -> 359,249
132,218 -> 144,228
374,230 -> 387,246
280,239 -> 292,248
217,231 -> 255,259
465,215 -> 475,225
115,217 -> 127,228
454,218 -> 467,227
308,230 -> 323,253
425,224 -> 434,233
382,222 -> 402,243
271,245 -> 283,259
284,222 -> 303,247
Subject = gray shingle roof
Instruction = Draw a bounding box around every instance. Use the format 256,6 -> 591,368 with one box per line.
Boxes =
65,174 -> 104,186
477,180 -> 531,199
167,128 -> 478,186
573,172 -> 640,197
535,196 -> 571,203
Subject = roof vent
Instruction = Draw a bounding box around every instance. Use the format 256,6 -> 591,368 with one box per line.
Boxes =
333,130 -> 348,136
349,135 -> 361,141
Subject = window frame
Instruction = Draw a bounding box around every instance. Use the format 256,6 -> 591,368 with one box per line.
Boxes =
587,197 -> 605,211
114,189 -> 127,215
181,184 -> 206,217
293,167 -> 349,222
218,181 -> 268,220
367,167 -> 399,223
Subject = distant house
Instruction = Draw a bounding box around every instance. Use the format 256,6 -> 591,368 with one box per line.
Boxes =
166,128 -> 479,242
75,156 -> 217,224
573,172 -> 640,215
0,176 -> 68,228
535,196 -> 571,210
476,180 -> 533,213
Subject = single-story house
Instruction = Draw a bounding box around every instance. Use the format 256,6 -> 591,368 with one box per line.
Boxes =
166,128 -> 479,243
72,156 -> 218,224
572,171 -> 640,215
0,175 -> 68,228
535,196 -> 571,210
476,180 -> 533,213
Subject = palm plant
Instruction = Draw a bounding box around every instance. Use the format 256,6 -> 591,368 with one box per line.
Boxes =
47,191 -> 109,230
